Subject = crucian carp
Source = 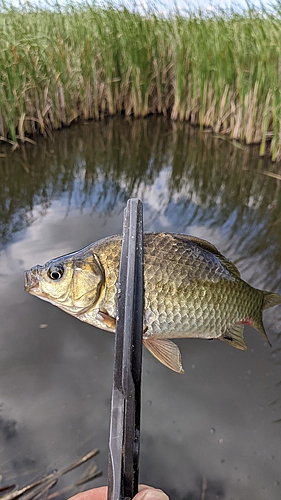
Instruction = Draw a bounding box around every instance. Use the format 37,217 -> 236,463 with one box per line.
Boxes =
24,233 -> 281,373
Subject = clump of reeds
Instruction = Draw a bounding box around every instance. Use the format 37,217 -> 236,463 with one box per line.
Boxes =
1,0 -> 281,160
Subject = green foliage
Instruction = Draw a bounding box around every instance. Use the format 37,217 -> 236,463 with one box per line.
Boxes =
1,1 -> 281,160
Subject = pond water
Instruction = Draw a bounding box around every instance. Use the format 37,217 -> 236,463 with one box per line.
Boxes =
0,117 -> 281,500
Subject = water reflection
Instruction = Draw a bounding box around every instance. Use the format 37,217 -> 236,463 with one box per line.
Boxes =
1,117 -> 281,289
0,117 -> 281,500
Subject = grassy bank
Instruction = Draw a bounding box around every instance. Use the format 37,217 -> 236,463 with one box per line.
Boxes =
1,1 -> 281,160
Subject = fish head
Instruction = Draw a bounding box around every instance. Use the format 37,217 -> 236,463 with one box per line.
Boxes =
24,247 -> 105,318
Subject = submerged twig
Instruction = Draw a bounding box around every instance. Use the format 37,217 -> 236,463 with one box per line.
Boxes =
200,477 -> 207,500
0,449 -> 101,500
0,488 -> 16,495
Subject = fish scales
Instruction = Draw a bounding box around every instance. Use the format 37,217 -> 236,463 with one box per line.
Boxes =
24,232 -> 281,373
95,234 -> 258,339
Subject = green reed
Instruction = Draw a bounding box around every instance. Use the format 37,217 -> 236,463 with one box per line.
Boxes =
1,1 -> 281,160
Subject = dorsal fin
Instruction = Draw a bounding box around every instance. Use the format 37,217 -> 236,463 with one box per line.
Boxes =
176,234 -> 241,278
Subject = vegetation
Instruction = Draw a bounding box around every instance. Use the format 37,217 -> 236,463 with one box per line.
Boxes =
1,1 -> 281,160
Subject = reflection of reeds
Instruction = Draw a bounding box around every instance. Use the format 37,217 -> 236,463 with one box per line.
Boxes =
0,449 -> 101,500
1,117 -> 281,290
2,2 -> 281,160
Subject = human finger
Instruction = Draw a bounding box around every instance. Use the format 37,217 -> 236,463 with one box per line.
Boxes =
68,486 -> 107,500
134,485 -> 169,500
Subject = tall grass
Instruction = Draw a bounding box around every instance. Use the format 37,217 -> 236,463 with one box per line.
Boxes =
1,1 -> 281,160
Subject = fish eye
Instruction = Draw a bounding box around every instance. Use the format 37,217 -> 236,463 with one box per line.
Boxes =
47,264 -> 64,281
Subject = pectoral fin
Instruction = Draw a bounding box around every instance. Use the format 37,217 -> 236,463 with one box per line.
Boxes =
218,324 -> 247,350
96,310 -> 116,330
143,337 -> 185,374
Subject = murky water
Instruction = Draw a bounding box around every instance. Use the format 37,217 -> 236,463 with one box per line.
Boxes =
1,117 -> 281,500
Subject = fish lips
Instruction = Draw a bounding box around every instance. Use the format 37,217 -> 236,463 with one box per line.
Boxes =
24,267 -> 42,294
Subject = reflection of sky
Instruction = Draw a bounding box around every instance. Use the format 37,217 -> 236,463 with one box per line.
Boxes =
65,176 -> 127,212
1,125 -> 281,499
3,159 -> 279,289
22,163 -> 276,288
1,185 -> 281,499
61,165 -> 223,233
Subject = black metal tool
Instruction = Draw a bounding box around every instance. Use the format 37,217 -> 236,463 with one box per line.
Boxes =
108,198 -> 144,500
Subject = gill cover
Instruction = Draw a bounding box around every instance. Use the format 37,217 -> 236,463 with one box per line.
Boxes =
70,251 -> 105,312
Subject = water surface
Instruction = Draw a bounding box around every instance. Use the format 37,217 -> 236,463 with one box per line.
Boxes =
1,117 -> 281,500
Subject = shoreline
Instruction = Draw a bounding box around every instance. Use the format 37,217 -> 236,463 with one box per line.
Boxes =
1,2 -> 281,161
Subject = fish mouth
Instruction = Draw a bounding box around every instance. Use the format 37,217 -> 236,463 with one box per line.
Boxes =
24,267 -> 41,293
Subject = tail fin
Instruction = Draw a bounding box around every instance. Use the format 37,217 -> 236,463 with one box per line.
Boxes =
252,321 -> 272,347
252,290 -> 281,347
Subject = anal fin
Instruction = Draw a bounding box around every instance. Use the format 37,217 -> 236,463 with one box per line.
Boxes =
218,324 -> 247,350
143,337 -> 184,374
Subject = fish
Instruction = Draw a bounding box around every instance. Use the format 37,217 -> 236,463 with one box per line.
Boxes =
24,232 -> 281,373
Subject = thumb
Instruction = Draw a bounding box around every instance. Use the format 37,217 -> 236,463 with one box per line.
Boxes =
134,485 -> 169,500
